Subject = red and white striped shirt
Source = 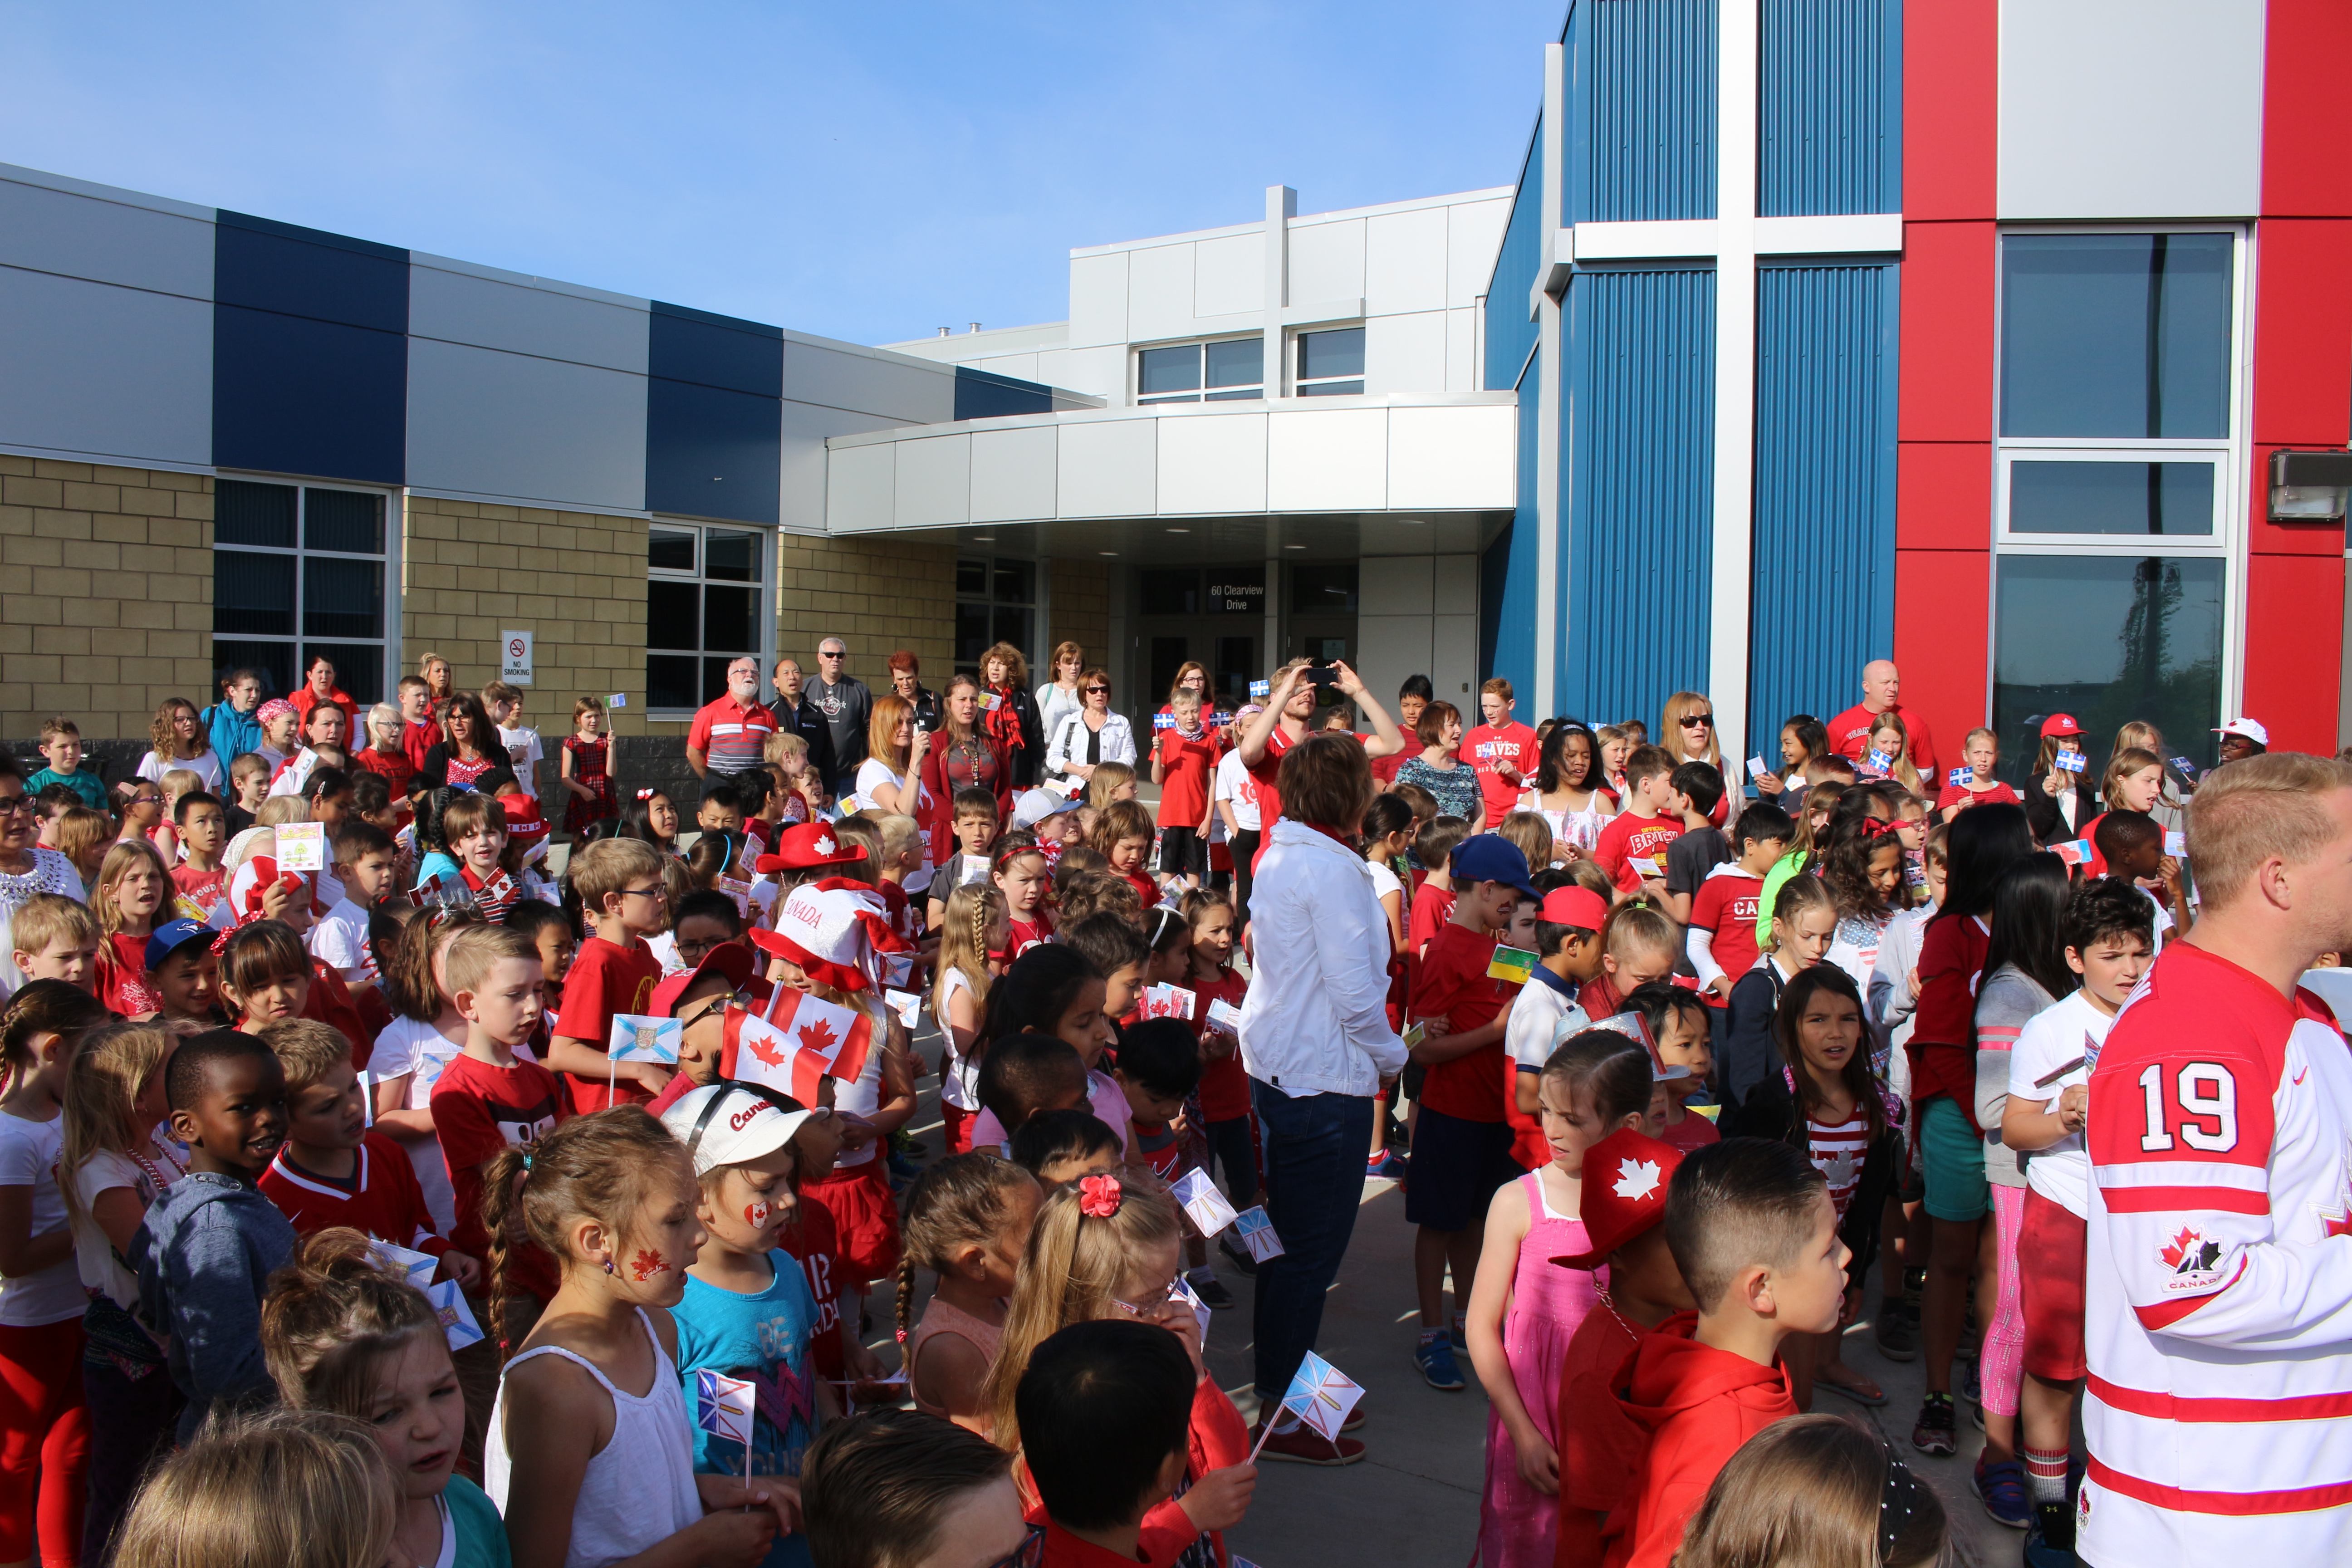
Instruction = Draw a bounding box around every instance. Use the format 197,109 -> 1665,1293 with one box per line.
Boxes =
1805,1104 -> 1871,1217
2082,941 -> 2352,1559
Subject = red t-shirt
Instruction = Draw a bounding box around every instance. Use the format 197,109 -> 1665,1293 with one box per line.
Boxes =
1188,966 -> 1252,1122
1411,922 -> 1518,1123
1686,872 -> 1764,1009
1557,1308 -> 1646,1568
1826,702 -> 1938,781
1408,883 -> 1457,958
303,960 -> 372,1070
1006,914 -> 1053,958
1658,1110 -> 1721,1152
1244,724 -> 1301,833
1593,812 -> 1684,894
1152,728 -> 1222,828
170,863 -> 228,916
1461,721 -> 1540,823
1933,779 -> 2021,815
1121,868 -> 1160,908
1371,747 -> 1413,788
430,1051 -> 568,1300
686,696 -> 779,776
401,720 -> 438,776
97,932 -> 157,1017
553,934 -> 663,1112
777,1205 -> 845,1382
260,1129 -> 450,1255
353,745 -> 416,806
1908,913 -> 1991,1127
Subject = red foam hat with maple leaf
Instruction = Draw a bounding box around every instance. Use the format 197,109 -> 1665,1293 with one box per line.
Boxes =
1551,1126 -> 1685,1270
753,822 -> 864,877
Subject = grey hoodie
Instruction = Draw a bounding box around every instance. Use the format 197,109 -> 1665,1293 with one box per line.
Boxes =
129,1171 -> 297,1442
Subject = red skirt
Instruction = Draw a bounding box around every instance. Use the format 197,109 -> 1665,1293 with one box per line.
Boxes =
799,1159 -> 901,1286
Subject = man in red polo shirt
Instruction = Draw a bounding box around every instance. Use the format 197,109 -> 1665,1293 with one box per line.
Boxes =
1234,658 -> 1408,840
1825,659 -> 1938,780
686,657 -> 779,779
1461,678 -> 1539,823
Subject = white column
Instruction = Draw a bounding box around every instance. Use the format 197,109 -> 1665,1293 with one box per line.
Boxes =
1707,0 -> 1759,773
1532,43 -> 1567,717
1264,186 -> 1295,399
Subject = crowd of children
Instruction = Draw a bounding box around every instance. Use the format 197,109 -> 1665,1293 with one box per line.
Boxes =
0,645 -> 2310,1568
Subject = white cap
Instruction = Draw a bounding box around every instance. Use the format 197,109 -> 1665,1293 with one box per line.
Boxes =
658,1084 -> 825,1176
2213,716 -> 2269,746
1012,788 -> 1082,829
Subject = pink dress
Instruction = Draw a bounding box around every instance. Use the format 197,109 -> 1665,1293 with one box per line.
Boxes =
1478,1171 -> 1601,1568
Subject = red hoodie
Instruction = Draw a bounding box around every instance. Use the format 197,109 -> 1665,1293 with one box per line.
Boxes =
1599,1312 -> 1798,1568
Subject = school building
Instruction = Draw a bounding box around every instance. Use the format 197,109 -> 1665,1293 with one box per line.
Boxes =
1,0 -> 2348,774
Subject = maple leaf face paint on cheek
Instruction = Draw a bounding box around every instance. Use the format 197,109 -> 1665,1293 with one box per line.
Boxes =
744,1201 -> 772,1229
630,1248 -> 670,1282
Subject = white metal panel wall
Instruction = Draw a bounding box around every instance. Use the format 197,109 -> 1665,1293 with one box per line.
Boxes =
0,266 -> 213,466
1156,414 -> 1267,514
1366,312 -> 1448,395
405,338 -> 647,510
1057,419 -> 1156,518
970,425 -> 1058,522
407,260 -> 647,372
1289,218 -> 1368,303
1365,207 -> 1450,315
1432,554 -> 1481,704
783,401 -> 902,533
1355,555 -> 1438,715
0,172 -> 214,298
1068,253 -> 1131,349
1998,0 -> 2266,219
1193,233 -> 1264,318
893,433 -> 971,529
781,339 -> 956,425
1446,200 -> 1511,308
1268,407 -> 1386,511
1126,245 -> 1197,345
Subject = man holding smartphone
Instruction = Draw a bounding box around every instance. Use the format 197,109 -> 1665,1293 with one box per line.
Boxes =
1235,659 -> 1408,856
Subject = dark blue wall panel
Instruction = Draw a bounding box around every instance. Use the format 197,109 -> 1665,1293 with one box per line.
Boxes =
1749,260 -> 1898,741
646,302 -> 781,524
211,211 -> 408,484
1571,0 -> 1718,224
954,367 -> 1053,421
1486,348 -> 1544,705
1760,0 -> 1901,216
1560,265 -> 1715,722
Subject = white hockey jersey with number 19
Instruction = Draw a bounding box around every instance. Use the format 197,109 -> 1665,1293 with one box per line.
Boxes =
2082,941 -> 2352,1563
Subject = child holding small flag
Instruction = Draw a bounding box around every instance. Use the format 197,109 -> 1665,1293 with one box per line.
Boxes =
543,838 -> 669,1113
483,1109 -> 793,1568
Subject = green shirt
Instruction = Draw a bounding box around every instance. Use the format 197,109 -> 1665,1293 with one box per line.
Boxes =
26,766 -> 105,810
447,1475 -> 512,1568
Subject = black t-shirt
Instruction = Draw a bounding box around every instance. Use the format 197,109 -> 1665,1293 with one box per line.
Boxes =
1665,826 -> 1732,897
806,677 -> 872,773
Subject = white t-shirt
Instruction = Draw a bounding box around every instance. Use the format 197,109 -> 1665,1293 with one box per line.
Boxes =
137,749 -> 225,794
72,1142 -> 185,1309
938,967 -> 980,1111
309,897 -> 377,983
2005,986 -> 2118,1219
1213,751 -> 1260,834
1366,859 -> 1403,906
0,1111 -> 86,1325
370,1015 -> 470,1233
1505,972 -> 1579,1073
497,725 -> 544,798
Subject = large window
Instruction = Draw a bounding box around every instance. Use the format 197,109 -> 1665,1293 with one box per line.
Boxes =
1295,327 -> 1366,396
1991,231 -> 2239,774
647,523 -> 765,714
955,555 -> 1039,677
213,478 -> 391,704
1137,338 -> 1264,404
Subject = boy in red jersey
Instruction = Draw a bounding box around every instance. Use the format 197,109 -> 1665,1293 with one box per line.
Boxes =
1406,834 -> 1538,1390
1685,803 -> 1793,1015
542,836 -> 667,1111
1462,678 -> 1540,826
1592,748 -> 1684,899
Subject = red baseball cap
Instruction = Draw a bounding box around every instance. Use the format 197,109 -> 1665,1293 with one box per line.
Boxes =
753,822 -> 865,876
1539,886 -> 1610,932
2039,713 -> 2085,739
1551,1127 -> 1685,1269
649,940 -> 757,1019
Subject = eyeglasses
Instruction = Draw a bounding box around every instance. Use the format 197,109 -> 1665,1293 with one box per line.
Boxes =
620,886 -> 668,904
127,795 -> 162,807
987,1525 -> 1047,1568
0,796 -> 32,818
1110,1277 -> 1187,1316
1084,686 -> 1110,696
679,994 -> 730,1031
1678,713 -> 1714,728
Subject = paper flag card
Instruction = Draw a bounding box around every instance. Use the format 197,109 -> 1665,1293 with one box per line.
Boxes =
368,1239 -> 439,1289
1140,984 -> 1197,1021
732,990 -> 875,1104
1487,945 -> 1538,984
1584,1010 -> 1657,1051
1948,767 -> 1972,787
1690,1103 -> 1723,1122
879,952 -> 916,989
1866,749 -> 1894,774
1745,755 -> 1769,780
983,691 -> 1002,710
1276,1350 -> 1362,1442
2056,750 -> 2086,773
1212,710 -> 1234,727
1233,1205 -> 1284,1263
2164,830 -> 2188,858
1205,997 -> 1244,1035
959,857 -> 990,885
274,821 -> 326,872
1172,1169 -> 1240,1237
426,1280 -> 485,1351
1153,712 -> 1176,730
1249,680 -> 1271,698
2051,839 -> 2093,867
1172,1273 -> 1212,1344
884,988 -> 922,1029
717,875 -> 755,917
2169,754 -> 2199,780
1400,1019 -> 1426,1050
607,693 -> 627,709
694,1369 -> 756,1446
608,1015 -> 681,1064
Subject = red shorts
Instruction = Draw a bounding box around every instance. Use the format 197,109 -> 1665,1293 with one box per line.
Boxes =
2020,1187 -> 2087,1383
942,1102 -> 975,1156
799,1159 -> 902,1287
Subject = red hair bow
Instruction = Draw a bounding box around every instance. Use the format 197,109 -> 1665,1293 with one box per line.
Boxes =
1077,1174 -> 1123,1219
636,788 -> 657,801
1857,817 -> 1901,838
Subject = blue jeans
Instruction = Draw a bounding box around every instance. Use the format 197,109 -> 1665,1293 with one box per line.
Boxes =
1249,1081 -> 1374,1403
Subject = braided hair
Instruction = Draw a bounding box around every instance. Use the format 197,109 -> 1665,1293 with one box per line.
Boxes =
894,1153 -> 1040,1348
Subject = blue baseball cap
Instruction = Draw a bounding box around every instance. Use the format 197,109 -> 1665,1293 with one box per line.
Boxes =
1448,835 -> 1539,903
145,918 -> 212,970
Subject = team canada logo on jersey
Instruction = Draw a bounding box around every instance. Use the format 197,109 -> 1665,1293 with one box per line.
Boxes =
2161,1225 -> 2225,1282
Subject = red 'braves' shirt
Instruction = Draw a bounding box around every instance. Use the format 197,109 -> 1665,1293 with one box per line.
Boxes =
1461,720 -> 1539,823
1243,724 -> 1300,834
777,1203 -> 846,1382
1188,965 -> 1252,1122
2082,943 -> 2352,1560
1411,922 -> 1518,1123
552,934 -> 662,1112
1826,702 -> 1937,781
259,1130 -> 450,1255
1593,811 -> 1683,894
1687,870 -> 1764,1008
431,1051 -> 568,1300
1152,726 -> 1222,828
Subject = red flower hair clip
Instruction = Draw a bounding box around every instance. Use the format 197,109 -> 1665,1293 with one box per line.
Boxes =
636,788 -> 657,801
1077,1174 -> 1123,1219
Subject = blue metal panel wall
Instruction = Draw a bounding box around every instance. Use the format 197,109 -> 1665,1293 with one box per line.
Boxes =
953,366 -> 1052,421
1572,0 -> 1718,224
1748,260 -> 1898,741
1560,266 -> 1715,722
212,211 -> 408,484
1483,348 -> 1543,701
645,301 -> 782,525
1759,0 -> 1902,216
1485,120 -> 1544,395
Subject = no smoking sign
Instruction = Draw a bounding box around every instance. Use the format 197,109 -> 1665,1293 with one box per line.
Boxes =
500,630 -> 534,685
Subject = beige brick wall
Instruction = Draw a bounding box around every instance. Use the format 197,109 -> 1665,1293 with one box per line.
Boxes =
0,457 -> 214,736
1048,557 -> 1110,667
401,496 -> 651,734
774,533 -> 956,696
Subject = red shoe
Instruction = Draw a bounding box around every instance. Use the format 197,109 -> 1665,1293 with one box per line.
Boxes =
1249,1419 -> 1365,1465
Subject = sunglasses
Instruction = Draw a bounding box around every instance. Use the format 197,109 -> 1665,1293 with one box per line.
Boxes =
1084,687 -> 1109,696
1678,713 -> 1714,728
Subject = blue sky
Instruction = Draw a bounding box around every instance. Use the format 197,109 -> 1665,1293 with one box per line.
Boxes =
1,2 -> 1558,346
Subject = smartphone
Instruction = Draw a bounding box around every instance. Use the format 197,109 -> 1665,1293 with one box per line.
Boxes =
1303,666 -> 1341,692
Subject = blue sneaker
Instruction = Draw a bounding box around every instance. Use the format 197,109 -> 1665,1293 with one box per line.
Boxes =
1367,1151 -> 1408,1182
1414,1333 -> 1466,1391
1973,1455 -> 2031,1529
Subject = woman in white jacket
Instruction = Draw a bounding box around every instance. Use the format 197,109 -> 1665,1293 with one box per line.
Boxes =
1043,666 -> 1135,785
